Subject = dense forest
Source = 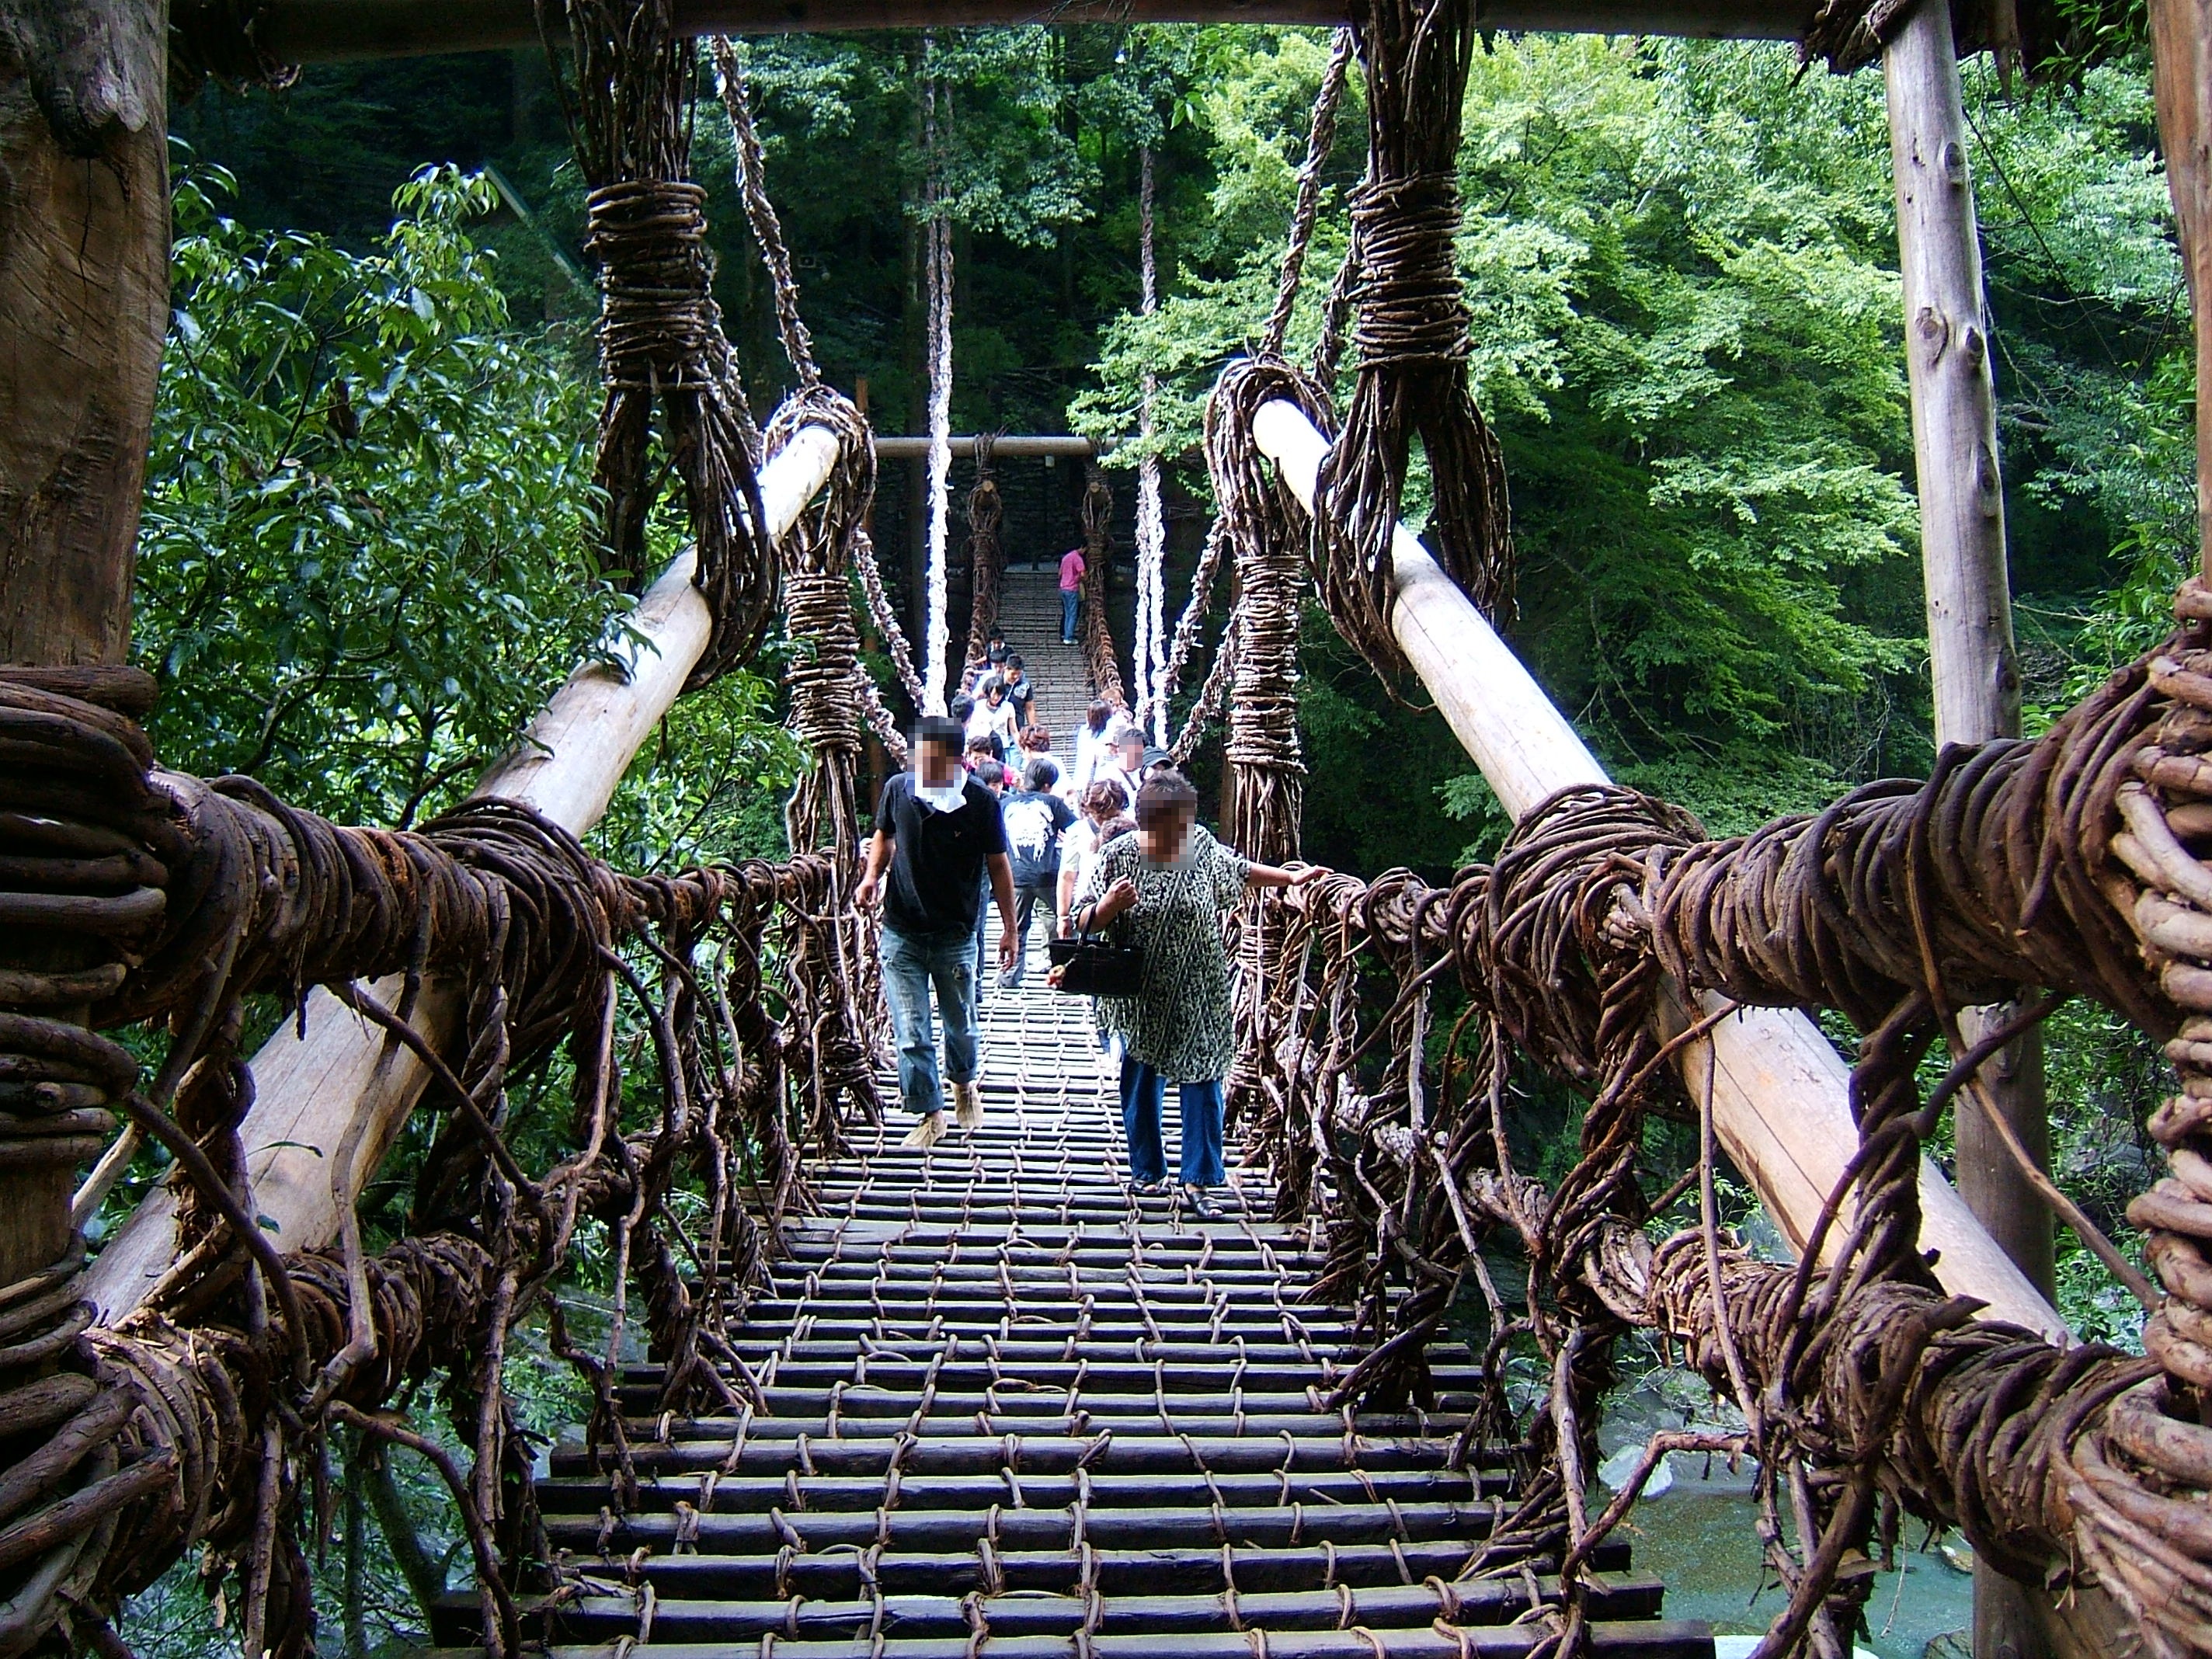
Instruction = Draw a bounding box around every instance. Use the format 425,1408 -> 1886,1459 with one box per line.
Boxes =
124,21 -> 2186,1651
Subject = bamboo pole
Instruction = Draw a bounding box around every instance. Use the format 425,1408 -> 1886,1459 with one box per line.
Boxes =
1884,10 -> 2053,1651
85,425 -> 843,1320
1248,397 -> 2064,1342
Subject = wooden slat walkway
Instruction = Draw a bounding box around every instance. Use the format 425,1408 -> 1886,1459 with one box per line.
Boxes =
434,570 -> 1713,1657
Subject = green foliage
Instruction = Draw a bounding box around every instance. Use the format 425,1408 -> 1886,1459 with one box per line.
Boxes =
590,663 -> 807,871
137,160 -> 623,827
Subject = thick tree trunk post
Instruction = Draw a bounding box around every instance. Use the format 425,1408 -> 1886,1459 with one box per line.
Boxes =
0,0 -> 168,1285
1884,16 -> 2054,1653
2153,0 -> 2212,586
1250,397 -> 2064,1341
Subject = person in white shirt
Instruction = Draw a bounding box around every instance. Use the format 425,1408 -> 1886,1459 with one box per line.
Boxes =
965,676 -> 1020,756
1066,700 -> 1115,802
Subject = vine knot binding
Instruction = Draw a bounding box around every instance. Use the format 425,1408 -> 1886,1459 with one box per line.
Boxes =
560,0 -> 775,688
1312,0 -> 1511,680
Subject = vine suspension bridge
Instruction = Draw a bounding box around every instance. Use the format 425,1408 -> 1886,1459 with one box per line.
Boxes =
11,4 -> 2212,1659
465,569 -> 1706,1657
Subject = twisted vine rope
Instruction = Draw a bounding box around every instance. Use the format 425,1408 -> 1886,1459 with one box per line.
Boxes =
1153,31 -> 1350,760
0,673 -> 875,1655
1240,583 -> 2212,1655
1077,461 -> 1128,711
920,57 -> 956,715
1134,145 -> 1170,744
962,433 -> 1005,673
705,37 -> 926,720
1207,358 -> 1333,1205
1312,0 -> 1511,677
557,0 -> 775,690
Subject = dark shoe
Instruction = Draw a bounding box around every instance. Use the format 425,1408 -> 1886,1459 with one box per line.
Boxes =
1129,1179 -> 1167,1198
1182,1184 -> 1219,1219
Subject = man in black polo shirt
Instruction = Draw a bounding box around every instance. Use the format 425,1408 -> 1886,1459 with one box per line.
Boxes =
857,716 -> 1018,1149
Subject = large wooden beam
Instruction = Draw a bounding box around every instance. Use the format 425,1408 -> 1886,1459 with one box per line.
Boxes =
85,426 -> 843,1321
2153,0 -> 2212,585
874,434 -> 1115,459
0,0 -> 169,1286
245,0 -> 1812,65
1249,397 -> 2064,1342
1884,9 -> 2055,1654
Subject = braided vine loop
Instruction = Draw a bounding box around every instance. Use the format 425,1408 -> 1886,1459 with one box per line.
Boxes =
1313,0 -> 1511,678
1209,358 -> 1333,1211
963,433 -> 1006,673
562,0 -> 776,689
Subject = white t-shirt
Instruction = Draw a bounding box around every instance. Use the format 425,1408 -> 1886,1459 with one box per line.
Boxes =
1069,725 -> 1111,798
966,698 -> 1018,750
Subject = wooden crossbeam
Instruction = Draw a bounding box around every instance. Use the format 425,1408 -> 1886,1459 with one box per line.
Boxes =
254,0 -> 1814,66
875,434 -> 1115,458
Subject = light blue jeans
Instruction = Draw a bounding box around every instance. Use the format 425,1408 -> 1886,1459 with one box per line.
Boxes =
1061,588 -> 1080,641
881,924 -> 980,1117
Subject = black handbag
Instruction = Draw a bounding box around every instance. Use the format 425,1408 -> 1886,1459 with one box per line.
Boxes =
1046,927 -> 1144,998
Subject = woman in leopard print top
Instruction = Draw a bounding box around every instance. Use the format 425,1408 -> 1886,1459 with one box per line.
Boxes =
1073,771 -> 1326,1214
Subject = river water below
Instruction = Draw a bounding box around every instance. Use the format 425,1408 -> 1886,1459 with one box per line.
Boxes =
1624,1476 -> 1974,1657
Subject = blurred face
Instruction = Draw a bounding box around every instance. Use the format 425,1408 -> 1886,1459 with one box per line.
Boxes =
917,739 -> 963,788
1115,738 -> 1143,771
986,684 -> 1005,705
1138,805 -> 1195,864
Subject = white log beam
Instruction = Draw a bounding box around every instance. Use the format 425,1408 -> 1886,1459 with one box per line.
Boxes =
1250,397 -> 2064,1342
87,425 -> 842,1321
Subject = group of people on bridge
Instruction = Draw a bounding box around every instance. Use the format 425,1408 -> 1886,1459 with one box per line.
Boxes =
855,625 -> 1326,1216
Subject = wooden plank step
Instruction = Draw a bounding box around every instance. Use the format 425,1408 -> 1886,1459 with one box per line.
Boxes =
479,923 -> 1710,1659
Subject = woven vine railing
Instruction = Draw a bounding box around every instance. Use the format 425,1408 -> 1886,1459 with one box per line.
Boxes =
0,667 -> 886,1656
1236,584 -> 2212,1657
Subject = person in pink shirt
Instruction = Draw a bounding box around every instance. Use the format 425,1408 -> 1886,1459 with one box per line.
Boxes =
1058,545 -> 1086,644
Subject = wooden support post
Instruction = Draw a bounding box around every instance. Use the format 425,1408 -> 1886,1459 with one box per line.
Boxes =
2153,0 -> 2212,586
0,0 -> 169,1285
1249,397 -> 2064,1341
1884,10 -> 2053,1652
85,426 -> 843,1320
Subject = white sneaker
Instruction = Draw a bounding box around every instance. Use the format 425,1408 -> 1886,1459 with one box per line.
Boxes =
952,1080 -> 984,1130
903,1111 -> 947,1149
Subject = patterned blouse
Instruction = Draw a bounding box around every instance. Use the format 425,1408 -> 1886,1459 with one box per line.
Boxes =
1080,824 -> 1250,1082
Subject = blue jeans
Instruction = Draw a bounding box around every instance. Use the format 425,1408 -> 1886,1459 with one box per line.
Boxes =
882,925 -> 980,1117
1061,588 -> 1080,642
1119,1057 -> 1226,1188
